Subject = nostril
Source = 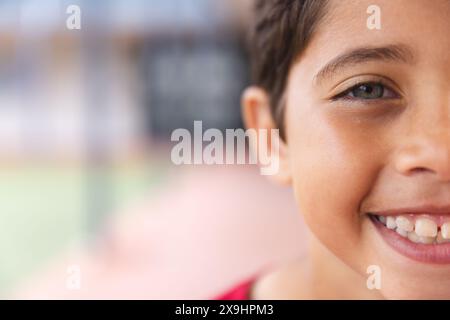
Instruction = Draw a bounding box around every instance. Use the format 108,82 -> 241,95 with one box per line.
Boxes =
408,167 -> 450,181
395,143 -> 450,181
405,167 -> 433,176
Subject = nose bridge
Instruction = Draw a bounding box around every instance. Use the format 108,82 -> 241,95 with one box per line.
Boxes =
417,107 -> 450,143
411,84 -> 449,140
412,58 -> 450,137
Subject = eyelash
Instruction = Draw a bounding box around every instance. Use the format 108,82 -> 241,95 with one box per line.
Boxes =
332,81 -> 399,102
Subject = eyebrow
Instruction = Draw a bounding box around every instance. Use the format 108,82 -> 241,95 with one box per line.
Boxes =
314,44 -> 416,85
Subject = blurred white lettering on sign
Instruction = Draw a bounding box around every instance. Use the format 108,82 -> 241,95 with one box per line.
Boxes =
66,5 -> 81,30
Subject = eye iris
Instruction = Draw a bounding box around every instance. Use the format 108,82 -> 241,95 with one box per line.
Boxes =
352,84 -> 384,99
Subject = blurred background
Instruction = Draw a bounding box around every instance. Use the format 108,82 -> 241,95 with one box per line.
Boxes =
0,0 -> 306,299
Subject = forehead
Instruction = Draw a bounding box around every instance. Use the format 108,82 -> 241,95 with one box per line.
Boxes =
301,0 -> 450,67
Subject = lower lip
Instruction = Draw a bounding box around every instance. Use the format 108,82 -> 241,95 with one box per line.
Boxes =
370,215 -> 450,264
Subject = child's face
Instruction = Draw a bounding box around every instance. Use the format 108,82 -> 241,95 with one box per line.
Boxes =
286,0 -> 450,298
246,0 -> 450,299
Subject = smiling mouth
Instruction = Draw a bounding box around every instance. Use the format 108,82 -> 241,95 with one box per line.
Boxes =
371,213 -> 450,244
369,211 -> 450,264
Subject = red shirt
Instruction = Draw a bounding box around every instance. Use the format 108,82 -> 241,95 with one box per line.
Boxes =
214,277 -> 257,300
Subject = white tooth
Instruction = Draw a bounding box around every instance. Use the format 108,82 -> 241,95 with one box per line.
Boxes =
395,216 -> 414,232
418,236 -> 435,245
407,231 -> 420,244
378,216 -> 386,224
441,222 -> 450,239
436,231 -> 450,244
415,218 -> 437,237
386,216 -> 397,230
396,228 -> 408,237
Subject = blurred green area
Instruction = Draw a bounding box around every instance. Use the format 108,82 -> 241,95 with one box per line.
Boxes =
0,161 -> 167,296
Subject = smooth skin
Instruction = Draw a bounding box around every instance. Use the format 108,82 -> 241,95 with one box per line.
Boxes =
243,0 -> 450,299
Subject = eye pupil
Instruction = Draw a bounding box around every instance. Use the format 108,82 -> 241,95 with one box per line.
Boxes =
351,83 -> 384,99
362,85 -> 372,93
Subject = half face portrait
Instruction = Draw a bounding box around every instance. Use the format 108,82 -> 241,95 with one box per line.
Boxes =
243,0 -> 450,299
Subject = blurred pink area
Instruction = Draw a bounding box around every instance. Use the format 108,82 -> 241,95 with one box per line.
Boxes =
14,166 -> 306,299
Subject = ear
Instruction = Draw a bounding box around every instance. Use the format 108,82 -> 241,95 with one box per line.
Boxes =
241,86 -> 292,185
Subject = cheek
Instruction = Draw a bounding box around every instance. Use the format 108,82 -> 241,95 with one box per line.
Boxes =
286,109 -> 383,259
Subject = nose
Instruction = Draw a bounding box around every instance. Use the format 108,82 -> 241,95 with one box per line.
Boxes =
394,109 -> 450,182
395,140 -> 450,181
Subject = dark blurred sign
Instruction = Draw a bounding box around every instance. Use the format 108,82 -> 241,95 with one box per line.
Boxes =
141,36 -> 249,139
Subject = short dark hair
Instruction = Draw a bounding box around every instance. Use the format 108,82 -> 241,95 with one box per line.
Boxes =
249,0 -> 329,139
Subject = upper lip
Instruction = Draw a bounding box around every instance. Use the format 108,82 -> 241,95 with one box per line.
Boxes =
368,204 -> 450,216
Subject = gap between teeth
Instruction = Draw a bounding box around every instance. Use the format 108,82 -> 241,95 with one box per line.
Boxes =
376,215 -> 450,245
